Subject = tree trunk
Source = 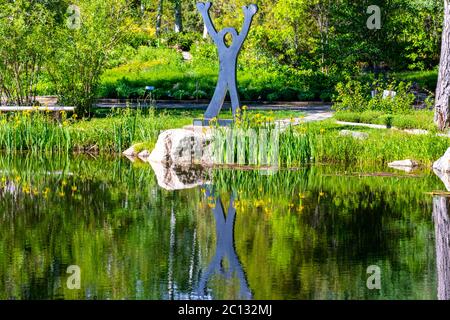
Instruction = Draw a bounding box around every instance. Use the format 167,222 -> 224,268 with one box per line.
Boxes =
174,0 -> 183,33
435,0 -> 450,131
433,196 -> 450,300
156,0 -> 164,37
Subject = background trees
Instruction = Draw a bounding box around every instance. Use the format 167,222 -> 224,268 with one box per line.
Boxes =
0,0 -> 53,106
46,0 -> 131,115
0,0 -> 446,117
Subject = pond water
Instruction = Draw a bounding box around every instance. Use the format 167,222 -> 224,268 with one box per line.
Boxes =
0,154 -> 448,300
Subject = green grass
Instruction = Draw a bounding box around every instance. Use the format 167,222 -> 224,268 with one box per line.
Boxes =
1,108 -> 447,167
303,121 -> 449,166
208,112 -> 449,168
0,108 -> 192,154
334,110 -> 436,131
0,108 -> 306,154
95,45 -> 331,102
394,70 -> 438,92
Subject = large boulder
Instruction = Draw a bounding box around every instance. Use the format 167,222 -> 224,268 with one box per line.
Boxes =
434,148 -> 450,173
149,129 -> 212,166
433,148 -> 450,191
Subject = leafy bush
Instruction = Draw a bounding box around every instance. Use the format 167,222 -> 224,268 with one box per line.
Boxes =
333,80 -> 416,114
165,32 -> 202,51
333,80 -> 369,112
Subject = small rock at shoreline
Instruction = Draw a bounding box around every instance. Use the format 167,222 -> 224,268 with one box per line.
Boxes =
388,159 -> 419,168
388,159 -> 419,173
339,130 -> 369,140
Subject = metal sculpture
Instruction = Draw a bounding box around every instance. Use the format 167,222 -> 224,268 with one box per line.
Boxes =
197,2 -> 258,119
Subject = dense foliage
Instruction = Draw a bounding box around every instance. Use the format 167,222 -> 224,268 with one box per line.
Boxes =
0,0 -> 444,111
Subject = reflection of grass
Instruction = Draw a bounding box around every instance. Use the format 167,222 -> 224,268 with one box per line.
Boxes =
0,153 -> 440,300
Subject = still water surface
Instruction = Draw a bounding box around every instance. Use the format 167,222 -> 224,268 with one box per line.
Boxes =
0,154 -> 448,300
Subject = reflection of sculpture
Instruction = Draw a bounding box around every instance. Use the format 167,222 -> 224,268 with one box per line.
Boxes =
197,188 -> 252,299
433,196 -> 450,300
197,2 -> 258,119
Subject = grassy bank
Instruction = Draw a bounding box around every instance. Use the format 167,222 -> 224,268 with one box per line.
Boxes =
94,46 -> 334,102
0,108 -> 305,154
0,108 -> 448,167
334,110 -> 436,131
304,121 -> 448,166
211,117 -> 449,168
0,109 -> 190,154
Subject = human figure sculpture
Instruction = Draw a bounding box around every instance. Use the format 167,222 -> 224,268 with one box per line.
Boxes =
197,2 -> 258,119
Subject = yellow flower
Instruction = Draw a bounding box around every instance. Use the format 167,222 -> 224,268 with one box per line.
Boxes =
71,185 -> 77,193
242,106 -> 248,111
207,203 -> 216,209
320,128 -> 325,134
15,176 -> 21,182
61,180 -> 67,186
319,192 -> 325,197
58,191 -> 65,197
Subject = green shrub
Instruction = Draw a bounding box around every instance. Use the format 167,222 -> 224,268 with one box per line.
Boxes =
334,80 -> 416,114
333,80 -> 369,112
165,32 -> 202,51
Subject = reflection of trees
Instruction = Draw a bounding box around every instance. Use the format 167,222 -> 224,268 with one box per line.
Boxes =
433,196 -> 450,300
197,188 -> 252,300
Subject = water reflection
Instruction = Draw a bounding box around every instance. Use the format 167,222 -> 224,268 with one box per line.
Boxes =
433,196 -> 450,300
0,154 -> 447,300
197,187 -> 252,300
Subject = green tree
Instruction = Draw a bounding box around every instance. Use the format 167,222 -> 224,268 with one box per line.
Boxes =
46,0 -> 131,115
0,0 -> 53,106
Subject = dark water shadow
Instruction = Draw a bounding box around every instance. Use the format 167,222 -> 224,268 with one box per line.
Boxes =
196,187 -> 252,300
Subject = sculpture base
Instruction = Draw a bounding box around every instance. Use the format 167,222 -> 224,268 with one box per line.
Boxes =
193,119 -> 234,127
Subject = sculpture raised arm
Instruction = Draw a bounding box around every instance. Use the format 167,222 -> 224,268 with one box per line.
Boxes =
196,2 -> 219,43
236,4 -> 258,47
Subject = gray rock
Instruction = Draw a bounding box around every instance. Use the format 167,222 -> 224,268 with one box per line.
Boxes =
339,130 -> 369,140
182,51 -> 193,61
434,168 -> 450,191
388,159 -> 419,168
149,129 -> 212,166
434,148 -> 450,173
